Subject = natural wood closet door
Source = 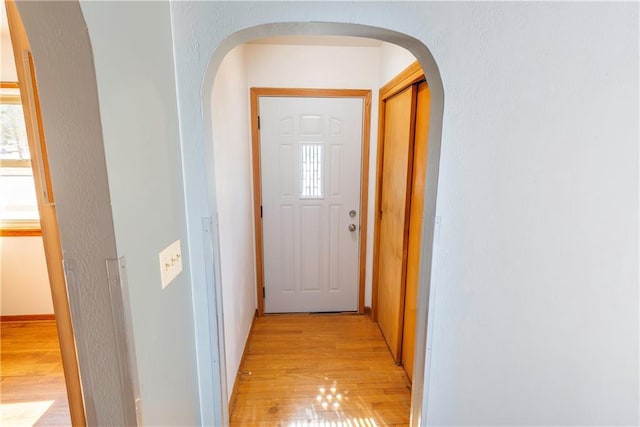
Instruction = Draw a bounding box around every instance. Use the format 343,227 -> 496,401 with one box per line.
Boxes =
402,81 -> 430,380
376,85 -> 417,362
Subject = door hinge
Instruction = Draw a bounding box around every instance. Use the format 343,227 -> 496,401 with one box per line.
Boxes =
262,287 -> 265,298
260,205 -> 263,218
257,115 -> 260,130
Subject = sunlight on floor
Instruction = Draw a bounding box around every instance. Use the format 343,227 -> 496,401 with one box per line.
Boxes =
284,381 -> 380,427
316,382 -> 347,411
0,400 -> 55,426
231,315 -> 411,426
288,419 -> 378,427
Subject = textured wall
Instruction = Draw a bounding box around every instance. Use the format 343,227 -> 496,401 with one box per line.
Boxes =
79,1 -> 200,425
172,2 -> 639,425
11,2 -> 638,425
15,1 -> 131,424
17,1 -> 200,425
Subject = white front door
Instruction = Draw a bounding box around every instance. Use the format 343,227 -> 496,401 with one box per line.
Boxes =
259,96 -> 363,313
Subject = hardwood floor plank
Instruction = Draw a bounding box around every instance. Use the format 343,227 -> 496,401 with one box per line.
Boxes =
230,314 -> 411,426
1,321 -> 71,426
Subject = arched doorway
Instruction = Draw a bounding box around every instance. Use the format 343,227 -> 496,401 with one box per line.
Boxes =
198,23 -> 444,426
12,3 -> 445,425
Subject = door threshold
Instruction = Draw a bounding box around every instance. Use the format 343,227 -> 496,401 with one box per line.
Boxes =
263,311 -> 360,317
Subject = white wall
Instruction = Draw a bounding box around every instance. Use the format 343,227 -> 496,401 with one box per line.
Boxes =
13,3 -> 636,425
79,2 -> 200,425
0,236 -> 53,315
173,2 -> 639,425
244,43 -> 381,89
17,2 -> 637,422
210,44 -> 256,399
379,41 -> 416,85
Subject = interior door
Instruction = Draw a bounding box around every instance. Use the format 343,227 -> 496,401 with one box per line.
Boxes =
375,85 -> 417,362
260,96 -> 363,313
401,81 -> 430,380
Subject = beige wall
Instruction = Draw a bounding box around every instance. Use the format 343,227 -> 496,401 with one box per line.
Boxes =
1,6 -> 17,82
210,44 -> 256,399
0,236 -> 53,315
1,10 -> 51,316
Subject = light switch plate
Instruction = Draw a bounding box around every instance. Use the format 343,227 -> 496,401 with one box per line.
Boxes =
159,239 -> 182,289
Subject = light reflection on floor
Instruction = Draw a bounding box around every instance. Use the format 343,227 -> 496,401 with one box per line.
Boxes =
288,419 -> 378,427
285,380 -> 380,427
316,382 -> 345,411
230,315 -> 411,426
0,400 -> 55,426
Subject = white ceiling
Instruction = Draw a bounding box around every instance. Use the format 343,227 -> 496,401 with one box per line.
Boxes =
248,35 -> 383,48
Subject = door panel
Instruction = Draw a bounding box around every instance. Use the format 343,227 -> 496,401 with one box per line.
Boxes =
402,82 -> 431,380
260,97 -> 363,313
301,205 -> 322,291
376,86 -> 417,362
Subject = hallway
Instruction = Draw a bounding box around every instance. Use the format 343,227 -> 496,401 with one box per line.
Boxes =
230,314 -> 411,426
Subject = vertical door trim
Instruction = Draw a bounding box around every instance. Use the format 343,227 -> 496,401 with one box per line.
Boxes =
372,61 -> 426,326
250,88 -> 371,316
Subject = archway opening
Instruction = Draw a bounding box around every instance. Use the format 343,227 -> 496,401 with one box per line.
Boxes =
202,24 -> 444,426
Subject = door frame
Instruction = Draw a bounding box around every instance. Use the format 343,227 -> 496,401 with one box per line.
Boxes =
372,62 -> 426,323
250,88 -> 372,316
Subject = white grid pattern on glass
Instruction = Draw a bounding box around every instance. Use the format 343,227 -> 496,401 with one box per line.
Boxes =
300,143 -> 323,199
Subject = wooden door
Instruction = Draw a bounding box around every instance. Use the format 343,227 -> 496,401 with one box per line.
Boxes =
375,85 -> 417,362
5,1 -> 86,425
401,82 -> 430,380
260,96 -> 364,313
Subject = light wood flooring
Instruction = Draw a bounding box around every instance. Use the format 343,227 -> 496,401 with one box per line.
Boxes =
1,320 -> 71,426
230,314 -> 411,426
